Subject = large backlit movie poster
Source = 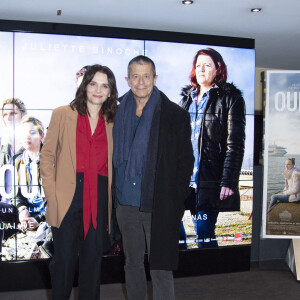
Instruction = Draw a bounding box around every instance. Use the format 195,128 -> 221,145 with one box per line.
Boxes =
0,31 -> 255,261
262,71 -> 300,238
146,41 -> 254,249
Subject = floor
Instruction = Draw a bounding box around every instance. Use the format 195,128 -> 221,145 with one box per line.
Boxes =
0,262 -> 299,299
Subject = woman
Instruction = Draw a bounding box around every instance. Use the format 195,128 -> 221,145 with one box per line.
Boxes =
40,64 -> 117,300
179,48 -> 246,248
15,116 -> 46,232
0,116 -> 44,259
268,158 -> 300,210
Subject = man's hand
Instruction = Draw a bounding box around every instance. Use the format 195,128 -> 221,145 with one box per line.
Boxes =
220,187 -> 234,200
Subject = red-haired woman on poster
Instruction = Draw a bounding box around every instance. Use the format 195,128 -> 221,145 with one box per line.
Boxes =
179,48 -> 246,248
40,64 -> 117,300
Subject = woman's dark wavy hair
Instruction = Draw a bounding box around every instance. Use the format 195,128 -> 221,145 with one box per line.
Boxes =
190,48 -> 227,90
70,64 -> 118,123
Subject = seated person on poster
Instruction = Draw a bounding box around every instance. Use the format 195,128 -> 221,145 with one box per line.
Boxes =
268,157 -> 300,210
179,48 -> 246,248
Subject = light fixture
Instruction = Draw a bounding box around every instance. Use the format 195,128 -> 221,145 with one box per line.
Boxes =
57,9 -> 62,16
182,0 -> 194,5
251,8 -> 262,12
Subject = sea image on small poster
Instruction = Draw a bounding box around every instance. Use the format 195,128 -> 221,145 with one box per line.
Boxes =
262,71 -> 300,238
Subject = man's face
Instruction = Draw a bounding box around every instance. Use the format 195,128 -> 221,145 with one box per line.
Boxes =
126,63 -> 157,102
2,104 -> 23,127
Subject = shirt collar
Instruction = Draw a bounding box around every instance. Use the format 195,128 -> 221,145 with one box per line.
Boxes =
22,150 -> 40,164
191,84 -> 218,102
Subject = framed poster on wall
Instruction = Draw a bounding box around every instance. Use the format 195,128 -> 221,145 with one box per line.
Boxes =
262,70 -> 300,238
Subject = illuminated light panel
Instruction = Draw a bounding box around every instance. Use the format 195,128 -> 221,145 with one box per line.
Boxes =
251,8 -> 262,12
182,0 -> 194,5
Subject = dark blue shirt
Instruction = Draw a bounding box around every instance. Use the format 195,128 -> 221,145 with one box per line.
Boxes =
115,116 -> 142,207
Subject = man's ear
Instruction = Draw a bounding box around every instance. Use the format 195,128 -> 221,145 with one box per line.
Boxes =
125,77 -> 131,87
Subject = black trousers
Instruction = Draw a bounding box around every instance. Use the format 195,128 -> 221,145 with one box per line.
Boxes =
50,173 -> 108,300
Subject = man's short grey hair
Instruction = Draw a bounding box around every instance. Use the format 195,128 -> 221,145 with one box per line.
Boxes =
2,98 -> 27,117
127,55 -> 156,78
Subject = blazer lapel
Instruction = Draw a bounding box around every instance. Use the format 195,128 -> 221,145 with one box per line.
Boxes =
67,108 -> 78,173
105,119 -> 113,172
105,118 -> 113,232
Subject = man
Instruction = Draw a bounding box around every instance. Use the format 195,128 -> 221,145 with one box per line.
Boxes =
1,98 -> 27,200
1,98 -> 27,169
113,56 -> 194,300
0,98 -> 27,259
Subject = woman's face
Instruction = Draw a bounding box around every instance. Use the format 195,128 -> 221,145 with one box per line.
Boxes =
195,54 -> 217,89
22,122 -> 43,153
285,160 -> 294,171
86,72 -> 111,108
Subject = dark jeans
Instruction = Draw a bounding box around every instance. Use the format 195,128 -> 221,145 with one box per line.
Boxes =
180,188 -> 219,248
108,207 -> 122,253
50,173 -> 107,300
116,205 -> 175,300
180,211 -> 219,248
268,193 -> 289,210
192,211 -> 219,247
